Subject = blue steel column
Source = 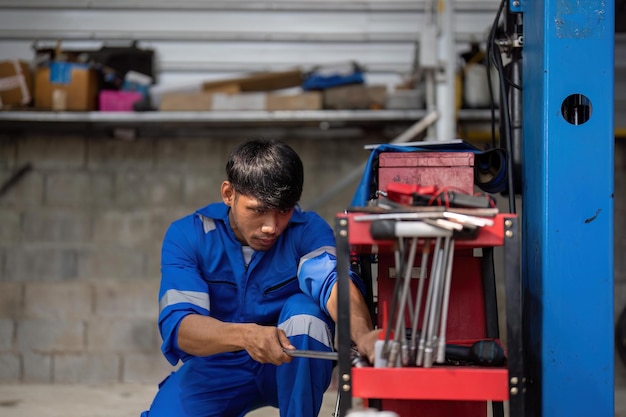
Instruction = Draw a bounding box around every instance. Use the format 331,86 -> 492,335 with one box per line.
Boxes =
522,1 -> 614,416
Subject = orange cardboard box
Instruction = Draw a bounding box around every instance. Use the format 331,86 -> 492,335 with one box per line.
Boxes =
159,92 -> 213,111
267,91 -> 322,111
202,69 -> 303,93
34,62 -> 98,111
0,60 -> 33,109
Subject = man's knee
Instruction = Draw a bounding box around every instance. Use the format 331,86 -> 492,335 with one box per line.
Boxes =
278,293 -> 334,348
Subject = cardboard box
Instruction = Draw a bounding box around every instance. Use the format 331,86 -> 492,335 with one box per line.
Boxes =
35,62 -> 98,111
267,91 -> 322,111
386,88 -> 425,110
0,60 -> 33,109
159,92 -> 213,111
203,83 -> 241,95
202,69 -> 303,93
211,92 -> 267,111
323,84 -> 387,110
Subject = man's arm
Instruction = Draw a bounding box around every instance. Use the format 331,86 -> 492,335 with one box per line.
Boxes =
177,314 -> 295,366
326,281 -> 381,364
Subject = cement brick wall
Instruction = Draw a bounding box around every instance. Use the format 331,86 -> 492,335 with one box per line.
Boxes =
1,132 -> 624,384
0,131 -> 375,384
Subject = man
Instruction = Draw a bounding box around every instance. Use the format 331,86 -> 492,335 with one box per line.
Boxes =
142,139 -> 379,417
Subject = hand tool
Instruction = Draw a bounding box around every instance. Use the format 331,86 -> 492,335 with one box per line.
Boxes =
370,219 -> 452,240
416,236 -> 443,366
283,347 -> 369,366
422,235 -> 448,368
353,211 -> 444,222
409,239 -> 431,365
283,348 -> 338,361
382,237 -> 407,361
442,211 -> 495,227
445,340 -> 505,367
388,236 -> 419,367
424,217 -> 464,231
436,236 -> 455,364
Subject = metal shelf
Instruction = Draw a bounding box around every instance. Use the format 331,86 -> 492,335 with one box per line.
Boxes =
0,109 -> 495,133
0,109 -> 425,124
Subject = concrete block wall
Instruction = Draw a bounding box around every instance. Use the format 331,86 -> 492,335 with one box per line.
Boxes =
1,132 -> 624,384
0,131 -> 375,384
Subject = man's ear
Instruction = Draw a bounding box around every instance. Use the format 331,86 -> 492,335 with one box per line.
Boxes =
221,181 -> 235,206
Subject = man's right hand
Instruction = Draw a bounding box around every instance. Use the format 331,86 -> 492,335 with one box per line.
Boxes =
243,324 -> 295,366
178,314 -> 294,364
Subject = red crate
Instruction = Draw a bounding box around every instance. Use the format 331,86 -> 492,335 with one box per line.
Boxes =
378,152 -> 475,196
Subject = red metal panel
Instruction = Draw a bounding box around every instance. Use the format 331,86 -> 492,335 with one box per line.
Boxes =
376,253 -> 487,340
342,212 -> 509,250
352,367 -> 509,401
363,399 -> 488,417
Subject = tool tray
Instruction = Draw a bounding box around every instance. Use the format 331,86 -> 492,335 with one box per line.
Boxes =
334,211 -> 524,417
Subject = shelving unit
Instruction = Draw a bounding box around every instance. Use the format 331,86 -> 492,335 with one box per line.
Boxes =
0,109 -> 497,128
334,211 -> 524,417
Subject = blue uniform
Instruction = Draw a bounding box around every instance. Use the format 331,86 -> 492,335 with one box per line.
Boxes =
142,202 -> 358,417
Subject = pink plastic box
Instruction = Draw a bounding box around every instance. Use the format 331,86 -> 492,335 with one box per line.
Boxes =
98,90 -> 142,111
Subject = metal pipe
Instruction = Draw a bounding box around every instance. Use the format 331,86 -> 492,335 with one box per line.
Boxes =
436,237 -> 455,363
389,236 -> 419,367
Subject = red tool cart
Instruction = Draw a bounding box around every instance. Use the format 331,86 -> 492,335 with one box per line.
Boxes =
334,151 -> 524,417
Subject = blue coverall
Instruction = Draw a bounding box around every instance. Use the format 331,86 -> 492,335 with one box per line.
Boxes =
142,202 -> 359,417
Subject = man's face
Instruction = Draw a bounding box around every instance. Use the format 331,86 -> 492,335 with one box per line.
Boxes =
221,181 -> 294,251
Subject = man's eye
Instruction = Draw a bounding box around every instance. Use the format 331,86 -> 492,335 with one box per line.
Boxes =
279,209 -> 291,214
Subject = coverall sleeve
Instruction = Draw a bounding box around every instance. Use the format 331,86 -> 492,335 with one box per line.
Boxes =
158,218 -> 209,365
296,213 -> 364,316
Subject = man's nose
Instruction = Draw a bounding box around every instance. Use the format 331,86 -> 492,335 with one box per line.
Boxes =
261,213 -> 278,234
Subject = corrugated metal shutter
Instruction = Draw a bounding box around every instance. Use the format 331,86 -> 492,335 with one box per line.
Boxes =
0,0 -> 501,89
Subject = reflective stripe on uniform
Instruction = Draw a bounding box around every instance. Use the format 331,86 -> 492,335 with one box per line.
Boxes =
297,246 -> 336,276
159,289 -> 210,313
278,314 -> 333,349
197,213 -> 216,234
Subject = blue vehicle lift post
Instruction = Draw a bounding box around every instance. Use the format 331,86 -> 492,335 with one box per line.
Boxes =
521,0 -> 615,416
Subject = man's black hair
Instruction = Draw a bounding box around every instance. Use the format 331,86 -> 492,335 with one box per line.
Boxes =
226,139 -> 304,210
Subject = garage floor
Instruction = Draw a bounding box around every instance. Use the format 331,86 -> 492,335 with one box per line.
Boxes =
0,362 -> 624,417
0,382 -> 340,417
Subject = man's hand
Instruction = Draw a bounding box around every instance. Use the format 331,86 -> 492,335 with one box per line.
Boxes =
243,324 -> 295,366
177,315 -> 295,364
354,328 -> 382,365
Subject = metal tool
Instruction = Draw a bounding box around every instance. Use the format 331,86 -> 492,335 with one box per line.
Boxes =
389,236 -> 418,367
416,236 -> 443,366
442,211 -> 495,227
382,237 -> 407,361
283,348 -> 338,361
422,236 -> 448,367
409,239 -> 431,364
436,236 -> 455,364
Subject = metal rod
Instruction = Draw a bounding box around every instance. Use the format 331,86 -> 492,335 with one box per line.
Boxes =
410,239 -> 431,364
416,236 -> 442,366
423,235 -> 448,368
283,348 -> 338,361
436,237 -> 455,363
389,236 -> 419,367
382,238 -> 406,361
